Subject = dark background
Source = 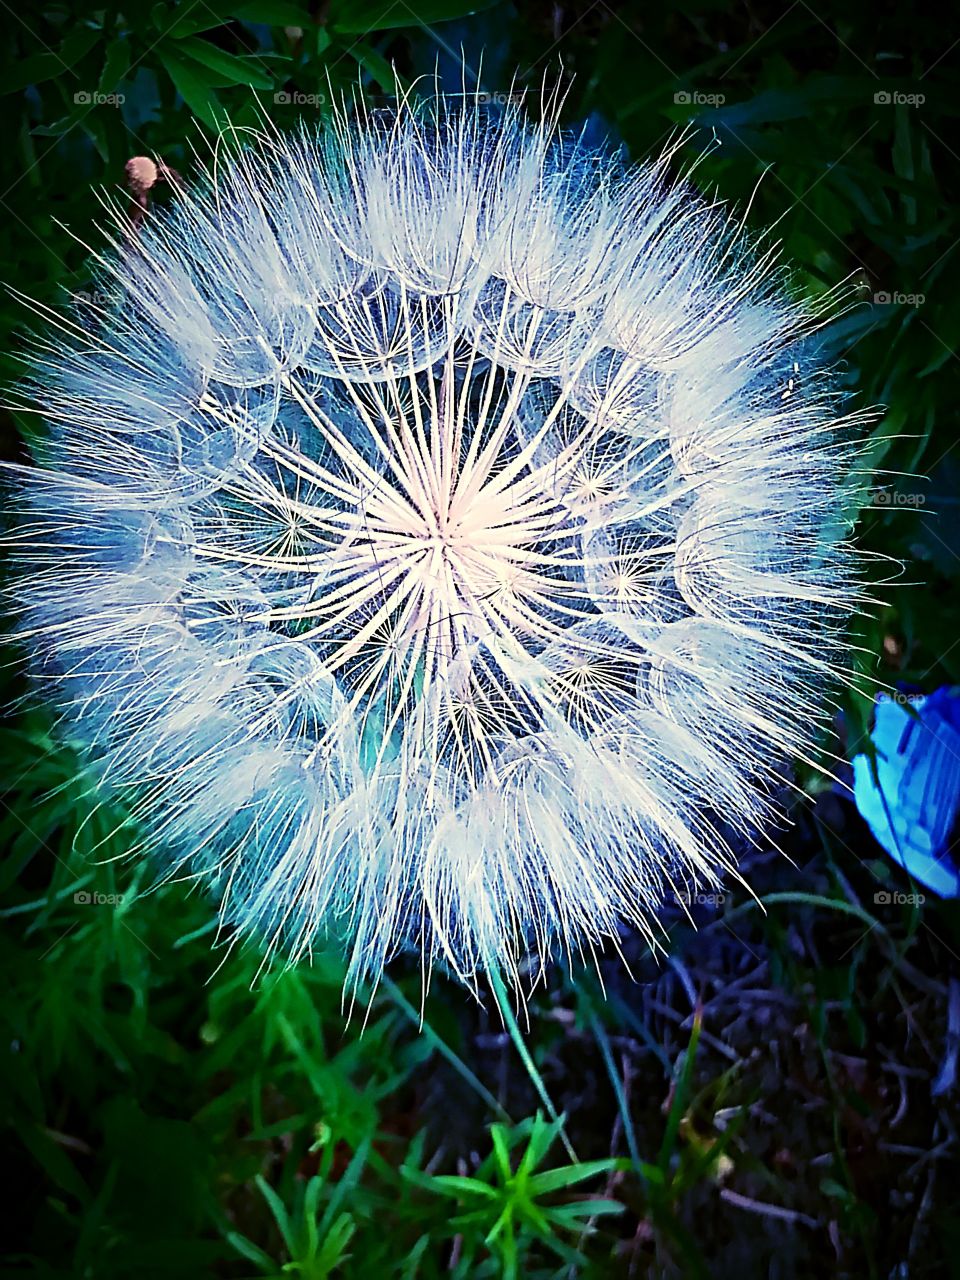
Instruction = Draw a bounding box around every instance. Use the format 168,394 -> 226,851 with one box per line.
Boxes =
1,1 -> 959,1276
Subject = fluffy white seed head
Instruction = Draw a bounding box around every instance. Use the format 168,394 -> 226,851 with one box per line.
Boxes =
8,89 -> 870,994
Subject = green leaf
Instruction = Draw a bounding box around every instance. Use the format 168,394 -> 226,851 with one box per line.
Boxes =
232,0 -> 315,23
5,28 -> 100,95
658,1013 -> 701,1173
434,1174 -> 500,1199
545,1198 -> 626,1223
491,1123 -> 512,1181
328,0 -> 499,33
380,977 -> 509,1121
17,1121 -> 91,1202
98,38 -> 132,94
153,2 -> 228,38
4,53 -> 65,95
155,45 -> 223,128
225,1229 -> 277,1269
346,41 -> 400,94
488,970 -> 575,1162
59,26 -> 102,68
4,26 -> 101,92
176,36 -> 275,90
528,1158 -> 624,1195
255,1174 -> 296,1252
316,1212 -> 356,1271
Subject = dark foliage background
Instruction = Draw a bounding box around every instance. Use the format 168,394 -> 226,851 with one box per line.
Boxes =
1,1 -> 959,1276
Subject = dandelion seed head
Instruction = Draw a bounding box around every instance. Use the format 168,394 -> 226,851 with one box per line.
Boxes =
9,87 -> 869,993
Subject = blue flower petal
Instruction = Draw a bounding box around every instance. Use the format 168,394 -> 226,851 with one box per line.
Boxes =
852,687 -> 960,898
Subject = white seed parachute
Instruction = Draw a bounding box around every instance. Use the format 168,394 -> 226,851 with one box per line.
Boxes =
7,86 -> 872,995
